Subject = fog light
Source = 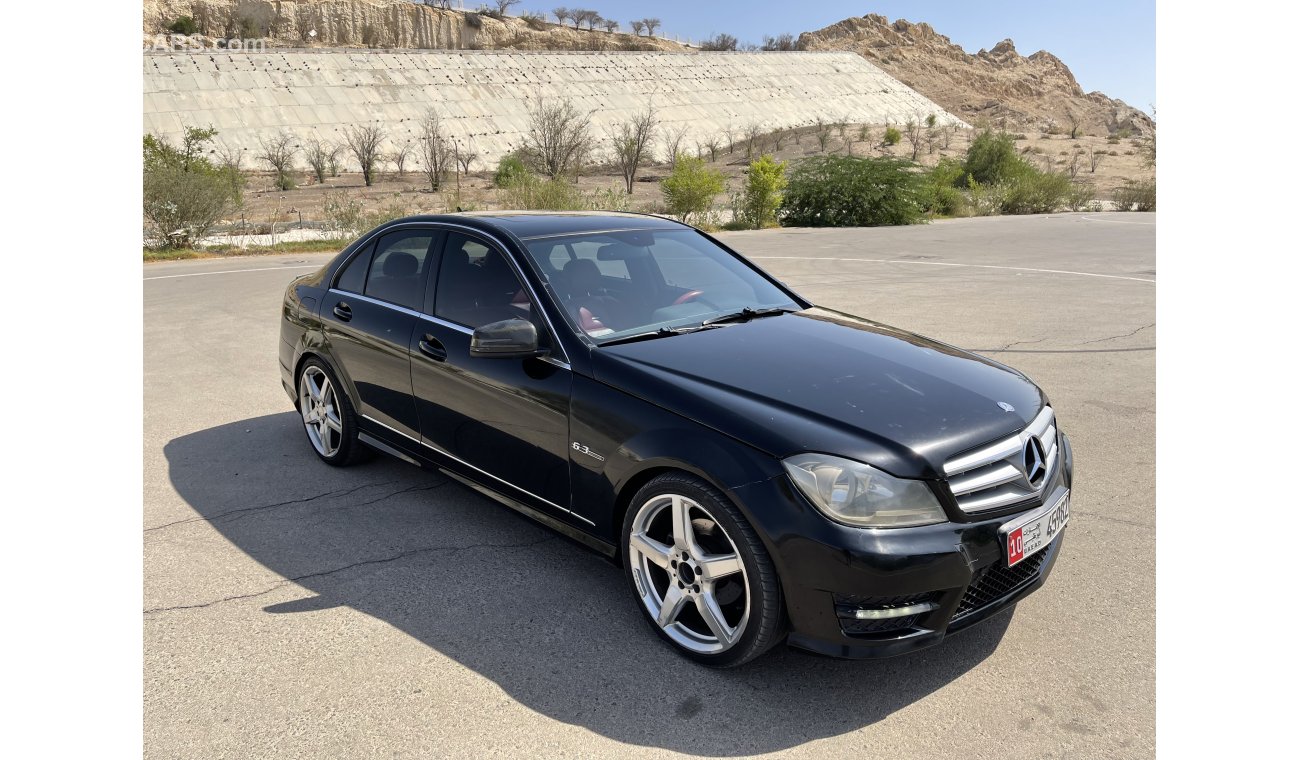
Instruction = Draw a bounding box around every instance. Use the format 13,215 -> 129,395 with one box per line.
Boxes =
850,601 -> 937,619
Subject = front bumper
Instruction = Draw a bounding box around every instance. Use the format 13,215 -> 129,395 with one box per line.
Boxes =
729,433 -> 1073,659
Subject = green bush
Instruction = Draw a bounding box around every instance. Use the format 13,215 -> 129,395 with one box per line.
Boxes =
920,157 -> 968,217
1112,179 -> 1156,212
739,154 -> 787,228
1065,182 -> 1095,212
660,154 -> 726,224
998,169 -> 1072,215
963,129 -> 1022,185
779,155 -> 925,227
168,16 -> 198,35
882,126 -> 902,146
494,154 -> 529,187
499,174 -> 588,211
143,127 -> 243,248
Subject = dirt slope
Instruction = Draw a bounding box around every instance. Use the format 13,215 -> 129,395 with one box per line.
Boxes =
797,14 -> 1152,136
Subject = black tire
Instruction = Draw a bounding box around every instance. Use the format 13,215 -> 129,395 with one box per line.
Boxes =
296,357 -> 369,467
621,472 -> 785,667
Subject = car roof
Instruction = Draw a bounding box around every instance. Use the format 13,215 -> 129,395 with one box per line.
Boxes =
379,211 -> 686,241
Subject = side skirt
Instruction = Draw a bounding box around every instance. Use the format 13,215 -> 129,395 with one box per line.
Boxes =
357,430 -> 616,559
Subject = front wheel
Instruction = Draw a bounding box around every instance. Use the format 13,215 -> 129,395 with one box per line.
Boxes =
622,472 -> 785,667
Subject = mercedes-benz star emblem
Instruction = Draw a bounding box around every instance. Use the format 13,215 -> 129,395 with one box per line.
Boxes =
1023,436 -> 1047,486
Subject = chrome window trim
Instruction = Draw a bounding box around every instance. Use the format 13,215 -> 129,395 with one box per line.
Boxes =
361,414 -> 594,527
325,220 -> 572,364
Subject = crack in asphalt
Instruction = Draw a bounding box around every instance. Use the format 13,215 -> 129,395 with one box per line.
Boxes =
142,535 -> 557,616
143,481 -> 401,533
1077,323 -> 1154,346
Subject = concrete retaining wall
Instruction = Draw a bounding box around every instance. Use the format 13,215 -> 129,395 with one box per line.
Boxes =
144,50 -> 966,167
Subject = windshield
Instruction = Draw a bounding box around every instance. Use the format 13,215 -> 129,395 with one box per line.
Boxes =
521,228 -> 800,344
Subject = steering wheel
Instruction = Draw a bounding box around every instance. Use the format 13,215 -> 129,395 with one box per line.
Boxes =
673,289 -> 718,309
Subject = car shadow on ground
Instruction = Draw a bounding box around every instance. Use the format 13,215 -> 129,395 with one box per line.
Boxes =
161,413 -> 1012,755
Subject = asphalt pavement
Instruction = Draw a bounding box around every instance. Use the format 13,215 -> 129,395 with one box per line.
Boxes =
144,212 -> 1156,758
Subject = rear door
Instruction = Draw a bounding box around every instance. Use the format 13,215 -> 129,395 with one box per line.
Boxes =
319,228 -> 439,440
410,229 -> 575,517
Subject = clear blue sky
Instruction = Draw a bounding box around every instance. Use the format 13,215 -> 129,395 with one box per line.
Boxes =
512,1 -> 1155,113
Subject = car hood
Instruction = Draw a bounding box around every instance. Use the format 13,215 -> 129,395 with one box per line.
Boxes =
591,308 -> 1046,479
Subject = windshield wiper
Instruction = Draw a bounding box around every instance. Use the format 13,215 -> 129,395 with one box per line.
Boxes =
599,325 -> 698,347
699,306 -> 794,327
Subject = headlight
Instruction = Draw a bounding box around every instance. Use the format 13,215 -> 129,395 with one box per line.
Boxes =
782,453 -> 946,528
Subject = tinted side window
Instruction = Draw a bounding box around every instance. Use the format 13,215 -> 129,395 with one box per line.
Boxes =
364,230 -> 435,310
435,233 -> 533,329
334,242 -> 374,294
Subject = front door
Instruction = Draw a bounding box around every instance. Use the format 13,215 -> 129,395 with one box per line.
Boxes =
410,230 -> 573,515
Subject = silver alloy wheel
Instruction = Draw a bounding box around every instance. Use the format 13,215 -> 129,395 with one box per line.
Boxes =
627,494 -> 750,654
298,366 -> 343,458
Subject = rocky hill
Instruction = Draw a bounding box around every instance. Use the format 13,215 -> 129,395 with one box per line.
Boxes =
143,0 -> 687,51
797,14 -> 1152,136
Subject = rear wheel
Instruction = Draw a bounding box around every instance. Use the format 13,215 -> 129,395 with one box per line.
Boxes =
622,472 -> 785,667
297,359 -> 366,466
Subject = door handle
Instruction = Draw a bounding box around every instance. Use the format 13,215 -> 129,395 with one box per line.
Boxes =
333,302 -> 353,322
418,333 -> 447,361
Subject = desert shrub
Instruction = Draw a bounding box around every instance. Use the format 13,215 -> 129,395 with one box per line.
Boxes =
464,11 -> 483,28
1117,128 -> 1133,139
1112,179 -> 1156,211
998,169 -> 1072,214
920,157 -> 968,217
963,129 -> 1022,185
882,126 -> 902,146
168,16 -> 199,35
494,154 -> 529,187
322,191 -> 365,234
779,155 -> 925,227
521,12 -> 548,30
362,194 -> 411,230
700,33 -> 738,51
966,177 -> 1007,216
661,155 -> 726,224
237,14 -> 265,38
499,174 -> 588,210
1065,182 -> 1095,212
143,127 -> 244,248
585,187 -> 632,212
1107,135 -> 1121,144
739,154 -> 787,228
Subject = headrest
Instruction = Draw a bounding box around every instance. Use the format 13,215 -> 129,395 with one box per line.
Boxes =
564,258 -> 600,278
382,251 -> 419,278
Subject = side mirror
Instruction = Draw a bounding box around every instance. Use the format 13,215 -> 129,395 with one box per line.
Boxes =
470,318 -> 544,359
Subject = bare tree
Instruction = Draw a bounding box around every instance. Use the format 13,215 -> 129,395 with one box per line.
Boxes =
603,19 -> 619,33
643,18 -> 660,36
902,117 -> 923,161
304,137 -> 333,183
769,128 -> 787,151
660,123 -> 690,168
568,9 -> 591,29
722,121 -> 736,154
552,7 -> 569,26
857,124 -> 873,150
1087,147 -> 1104,173
213,141 -> 245,174
743,121 -> 765,160
630,20 -> 644,36
761,33 -> 796,51
454,142 -> 479,176
702,137 -> 721,162
606,105 -> 658,194
345,124 -> 385,187
1067,110 -> 1082,140
523,97 -> 593,179
492,0 -> 521,15
326,143 -> 344,176
584,12 -> 604,31
417,109 -> 453,191
1067,151 -> 1082,179
389,140 -> 414,177
941,125 -> 953,150
257,130 -> 297,190
814,117 -> 832,152
701,33 -> 738,51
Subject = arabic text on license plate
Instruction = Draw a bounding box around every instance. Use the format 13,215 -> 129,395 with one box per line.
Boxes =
1006,491 -> 1070,567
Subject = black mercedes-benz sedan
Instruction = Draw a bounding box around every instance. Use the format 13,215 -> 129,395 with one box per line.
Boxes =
279,212 -> 1073,667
